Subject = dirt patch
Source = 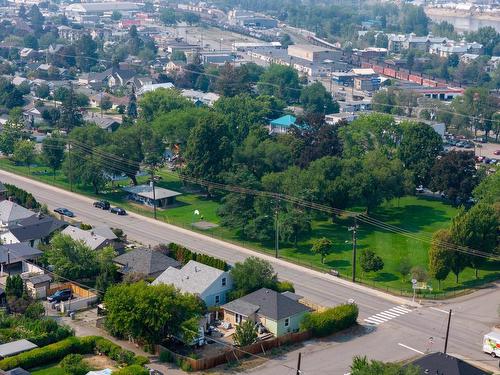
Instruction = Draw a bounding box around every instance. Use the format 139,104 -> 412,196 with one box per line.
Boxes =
83,354 -> 118,370
192,221 -> 219,230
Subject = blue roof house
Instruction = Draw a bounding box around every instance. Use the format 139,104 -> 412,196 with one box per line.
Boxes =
267,115 -> 297,134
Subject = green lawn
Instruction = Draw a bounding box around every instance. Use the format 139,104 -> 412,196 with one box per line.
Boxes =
1,158 -> 499,298
31,363 -> 66,375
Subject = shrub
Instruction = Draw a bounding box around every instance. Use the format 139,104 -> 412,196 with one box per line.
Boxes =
133,355 -> 149,366
180,360 -> 193,372
94,337 -> 135,365
59,353 -> 90,375
275,281 -> 295,293
300,303 -> 359,338
113,364 -> 149,375
159,350 -> 174,363
4,184 -> 40,210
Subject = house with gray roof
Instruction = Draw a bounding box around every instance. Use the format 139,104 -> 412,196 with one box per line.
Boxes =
0,201 -> 35,228
61,225 -> 113,251
152,260 -> 232,307
0,214 -> 65,247
123,184 -> 181,208
222,288 -> 310,337
114,248 -> 181,278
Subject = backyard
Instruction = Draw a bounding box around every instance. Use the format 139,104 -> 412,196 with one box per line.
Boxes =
1,158 -> 498,297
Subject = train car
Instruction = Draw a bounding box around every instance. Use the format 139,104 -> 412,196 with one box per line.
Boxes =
383,67 -> 397,78
409,74 -> 423,85
372,64 -> 385,74
361,62 -> 371,69
422,78 -> 437,87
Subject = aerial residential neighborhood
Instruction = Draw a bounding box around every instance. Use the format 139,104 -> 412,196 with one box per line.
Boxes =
0,0 -> 497,374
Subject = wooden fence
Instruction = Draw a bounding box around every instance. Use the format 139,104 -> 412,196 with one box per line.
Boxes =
157,330 -> 312,371
48,282 -> 97,298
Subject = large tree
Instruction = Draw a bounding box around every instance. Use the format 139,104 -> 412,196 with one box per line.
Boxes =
311,237 -> 334,264
230,257 -> 278,298
300,82 -> 338,115
139,88 -> 193,122
451,203 -> 498,278
428,229 -> 452,289
360,250 -> 384,275
473,169 -> 500,204
104,281 -> 204,345
45,233 -> 98,280
430,151 -> 478,205
398,121 -> 443,186
42,133 -> 66,180
257,64 -> 301,104
12,139 -> 36,170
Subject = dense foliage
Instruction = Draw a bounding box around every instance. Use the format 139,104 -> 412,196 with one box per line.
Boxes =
167,243 -> 229,271
300,303 -> 359,337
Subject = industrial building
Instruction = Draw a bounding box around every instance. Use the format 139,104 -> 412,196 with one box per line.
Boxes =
287,44 -> 341,63
228,9 -> 278,29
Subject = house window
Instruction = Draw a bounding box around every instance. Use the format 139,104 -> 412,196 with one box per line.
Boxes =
284,318 -> 290,327
215,295 -> 220,304
222,277 -> 226,287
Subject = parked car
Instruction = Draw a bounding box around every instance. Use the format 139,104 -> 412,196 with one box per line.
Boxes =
416,185 -> 424,194
110,207 -> 126,215
493,150 -> 500,155
47,289 -> 72,302
54,208 -> 75,217
93,200 -> 110,210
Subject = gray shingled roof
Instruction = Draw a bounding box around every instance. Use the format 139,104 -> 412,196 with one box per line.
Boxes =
6,367 -> 31,375
123,185 -> 181,200
152,260 -> 224,294
114,248 -> 181,276
8,215 -> 65,242
61,226 -> 109,250
0,201 -> 35,224
0,339 -> 37,358
24,273 -> 52,285
411,352 -> 488,375
222,299 -> 259,317
0,243 -> 42,264
224,288 -> 310,321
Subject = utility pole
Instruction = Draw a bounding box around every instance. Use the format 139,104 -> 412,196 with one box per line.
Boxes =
275,197 -> 280,258
348,216 -> 359,283
68,141 -> 73,192
296,352 -> 302,375
444,309 -> 452,354
150,169 -> 157,220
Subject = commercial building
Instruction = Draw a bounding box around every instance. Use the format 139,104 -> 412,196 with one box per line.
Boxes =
65,2 -> 140,22
288,44 -> 340,63
228,9 -> 278,29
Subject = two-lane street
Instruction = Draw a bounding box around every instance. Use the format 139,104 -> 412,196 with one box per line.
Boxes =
0,169 -> 498,374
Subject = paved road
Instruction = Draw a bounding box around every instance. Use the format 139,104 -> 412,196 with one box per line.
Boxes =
1,170 -> 498,374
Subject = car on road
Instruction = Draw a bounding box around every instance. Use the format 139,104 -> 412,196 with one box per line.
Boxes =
416,185 -> 424,194
47,289 -> 72,303
494,150 -> 500,155
93,200 -> 110,210
110,207 -> 126,215
54,208 -> 75,217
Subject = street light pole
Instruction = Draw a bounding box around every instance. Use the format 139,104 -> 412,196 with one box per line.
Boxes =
348,216 -> 359,283
150,169 -> 157,220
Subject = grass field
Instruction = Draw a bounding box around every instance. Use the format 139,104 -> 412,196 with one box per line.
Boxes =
31,363 -> 66,375
1,158 -> 498,297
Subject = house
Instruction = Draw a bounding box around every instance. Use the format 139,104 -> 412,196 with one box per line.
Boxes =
460,53 -> 480,64
84,115 -> 121,133
411,352 -> 489,375
0,340 -> 37,359
137,82 -> 175,96
165,60 -> 187,74
0,201 -> 35,228
0,243 -> 42,276
152,260 -> 232,307
221,288 -> 310,337
388,34 -> 406,53
22,273 -> 52,299
0,214 -> 66,247
57,26 -> 85,42
123,184 -> 181,208
113,248 -> 181,278
267,115 -> 297,134
180,89 -> 220,107
5,368 -> 31,375
325,113 -> 358,125
61,225 -> 114,251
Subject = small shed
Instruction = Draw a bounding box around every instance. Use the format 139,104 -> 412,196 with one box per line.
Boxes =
123,184 -> 181,208
23,273 -> 52,299
0,340 -> 38,358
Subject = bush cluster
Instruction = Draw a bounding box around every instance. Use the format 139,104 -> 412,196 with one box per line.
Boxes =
0,336 -> 148,371
4,183 -> 40,209
300,303 -> 359,338
168,243 -> 228,271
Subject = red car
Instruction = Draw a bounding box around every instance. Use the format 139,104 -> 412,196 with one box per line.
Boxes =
494,150 -> 500,155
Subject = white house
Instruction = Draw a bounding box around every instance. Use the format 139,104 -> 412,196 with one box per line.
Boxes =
152,260 -> 232,307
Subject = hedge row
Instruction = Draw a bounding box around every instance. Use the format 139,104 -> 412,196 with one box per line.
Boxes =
0,336 -> 149,371
168,243 -> 229,271
300,303 -> 359,338
4,183 -> 40,210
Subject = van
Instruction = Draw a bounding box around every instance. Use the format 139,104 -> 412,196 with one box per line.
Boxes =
483,331 -> 500,357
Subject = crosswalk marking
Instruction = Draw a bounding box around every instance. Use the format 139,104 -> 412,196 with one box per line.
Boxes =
363,305 -> 413,326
